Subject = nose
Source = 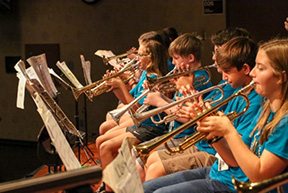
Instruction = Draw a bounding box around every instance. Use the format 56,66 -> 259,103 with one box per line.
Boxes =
172,58 -> 176,65
212,53 -> 216,61
249,67 -> 256,77
222,73 -> 228,81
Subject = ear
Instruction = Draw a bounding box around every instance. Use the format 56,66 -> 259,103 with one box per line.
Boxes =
278,70 -> 287,84
242,63 -> 251,75
188,54 -> 195,63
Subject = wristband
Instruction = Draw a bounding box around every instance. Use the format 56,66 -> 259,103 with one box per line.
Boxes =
207,136 -> 223,145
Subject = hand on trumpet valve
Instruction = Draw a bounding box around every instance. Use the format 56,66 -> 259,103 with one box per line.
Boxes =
196,111 -> 234,141
143,90 -> 164,107
176,100 -> 204,119
173,64 -> 195,90
178,85 -> 197,97
102,69 -> 116,79
105,77 -> 125,92
126,47 -> 138,60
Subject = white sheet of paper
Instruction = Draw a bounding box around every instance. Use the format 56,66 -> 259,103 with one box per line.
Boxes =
56,61 -> 83,89
15,72 -> 26,109
34,93 -> 81,171
80,55 -> 92,85
103,137 -> 144,193
27,54 -> 58,98
94,50 -> 120,67
14,61 -> 36,109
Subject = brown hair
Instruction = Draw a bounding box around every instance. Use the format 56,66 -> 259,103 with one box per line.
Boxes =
141,40 -> 168,76
168,33 -> 203,62
216,36 -> 258,71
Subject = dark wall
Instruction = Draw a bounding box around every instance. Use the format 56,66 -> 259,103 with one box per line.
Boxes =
227,0 -> 288,42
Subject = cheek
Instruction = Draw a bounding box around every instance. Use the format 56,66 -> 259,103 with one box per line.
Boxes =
254,84 -> 265,96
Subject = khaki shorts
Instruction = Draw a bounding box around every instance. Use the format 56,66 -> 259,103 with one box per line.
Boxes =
158,145 -> 217,174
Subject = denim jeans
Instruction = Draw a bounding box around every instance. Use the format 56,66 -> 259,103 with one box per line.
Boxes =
143,167 -> 234,193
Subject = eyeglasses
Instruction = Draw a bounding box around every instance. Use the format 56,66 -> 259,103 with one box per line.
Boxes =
138,53 -> 149,57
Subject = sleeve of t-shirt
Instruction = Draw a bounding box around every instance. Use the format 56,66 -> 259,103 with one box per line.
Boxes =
264,114 -> 288,159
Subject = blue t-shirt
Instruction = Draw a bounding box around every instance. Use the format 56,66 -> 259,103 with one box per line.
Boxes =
172,70 -> 212,138
210,106 -> 288,192
129,70 -> 147,101
168,59 -> 174,72
196,81 -> 236,155
130,70 -> 167,132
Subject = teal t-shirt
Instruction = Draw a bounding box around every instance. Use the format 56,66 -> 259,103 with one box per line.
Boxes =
210,106 -> 288,192
172,70 -> 212,138
130,70 -> 167,132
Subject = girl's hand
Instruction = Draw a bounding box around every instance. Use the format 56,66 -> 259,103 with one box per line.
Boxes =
197,111 -> 235,140
127,47 -> 138,60
106,77 -> 125,92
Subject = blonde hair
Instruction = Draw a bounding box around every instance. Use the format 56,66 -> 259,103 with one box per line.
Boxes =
251,38 -> 288,144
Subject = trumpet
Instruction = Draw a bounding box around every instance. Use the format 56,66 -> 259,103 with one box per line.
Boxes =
133,81 -> 228,126
109,66 -> 177,124
109,64 -> 214,125
71,57 -> 139,100
232,172 -> 288,193
147,63 -> 216,91
133,81 -> 254,165
109,89 -> 150,125
101,50 -> 138,65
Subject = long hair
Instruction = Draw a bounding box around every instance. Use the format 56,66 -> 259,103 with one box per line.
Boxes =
251,38 -> 288,144
142,40 -> 168,76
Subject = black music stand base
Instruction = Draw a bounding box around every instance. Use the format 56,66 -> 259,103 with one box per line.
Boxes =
65,184 -> 94,193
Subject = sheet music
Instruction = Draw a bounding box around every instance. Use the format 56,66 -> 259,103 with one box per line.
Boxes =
15,61 -> 82,170
15,61 -> 40,109
15,61 -> 27,109
80,55 -> 92,85
103,137 -> 144,193
56,61 -> 83,88
26,53 -> 58,98
49,68 -> 71,90
34,93 -> 81,171
94,50 -> 120,67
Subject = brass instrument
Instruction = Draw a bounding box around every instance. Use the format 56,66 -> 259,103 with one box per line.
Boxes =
233,172 -> 288,193
71,57 -> 139,100
147,63 -> 216,91
109,89 -> 150,125
133,81 -> 228,126
91,60 -> 140,97
101,50 -> 138,65
109,65 -> 214,125
133,81 -> 254,164
109,66 -> 177,124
